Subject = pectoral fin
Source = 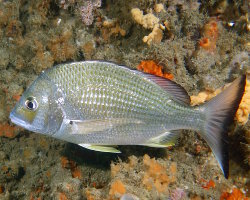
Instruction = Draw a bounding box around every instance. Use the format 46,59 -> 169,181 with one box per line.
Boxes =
78,144 -> 121,153
70,118 -> 143,135
143,131 -> 181,148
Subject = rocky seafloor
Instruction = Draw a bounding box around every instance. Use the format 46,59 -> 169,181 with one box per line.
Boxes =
0,0 -> 249,199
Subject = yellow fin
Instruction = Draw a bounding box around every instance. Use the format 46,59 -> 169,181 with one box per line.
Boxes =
143,131 -> 180,148
78,144 -> 121,153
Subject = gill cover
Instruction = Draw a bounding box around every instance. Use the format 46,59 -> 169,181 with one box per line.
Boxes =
10,72 -> 64,134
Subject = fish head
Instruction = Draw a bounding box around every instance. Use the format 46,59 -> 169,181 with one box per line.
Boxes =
9,74 -> 63,135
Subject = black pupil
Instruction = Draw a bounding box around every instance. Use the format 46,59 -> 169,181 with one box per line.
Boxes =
27,101 -> 34,109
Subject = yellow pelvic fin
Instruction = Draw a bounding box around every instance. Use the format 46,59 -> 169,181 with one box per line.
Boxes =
78,144 -> 121,153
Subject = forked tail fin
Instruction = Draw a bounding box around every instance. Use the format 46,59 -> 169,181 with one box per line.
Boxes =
200,75 -> 246,178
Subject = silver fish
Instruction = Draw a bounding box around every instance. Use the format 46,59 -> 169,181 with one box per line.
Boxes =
9,61 -> 246,178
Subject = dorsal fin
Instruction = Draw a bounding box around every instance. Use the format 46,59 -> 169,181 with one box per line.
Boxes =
136,71 -> 190,104
96,62 -> 191,105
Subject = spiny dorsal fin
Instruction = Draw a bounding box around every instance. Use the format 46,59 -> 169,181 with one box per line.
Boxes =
136,71 -> 190,105
94,62 -> 190,105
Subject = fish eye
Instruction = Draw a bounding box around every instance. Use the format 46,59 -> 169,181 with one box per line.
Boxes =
25,97 -> 38,111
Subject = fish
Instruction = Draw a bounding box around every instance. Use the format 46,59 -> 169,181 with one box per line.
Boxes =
9,61 -> 246,178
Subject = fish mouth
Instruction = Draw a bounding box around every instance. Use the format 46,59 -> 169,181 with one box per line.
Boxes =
9,111 -> 34,131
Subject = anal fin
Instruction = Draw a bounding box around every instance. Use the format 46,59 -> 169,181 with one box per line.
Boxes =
143,131 -> 181,148
78,144 -> 121,153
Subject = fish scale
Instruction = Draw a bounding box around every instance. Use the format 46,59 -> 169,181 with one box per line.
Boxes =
45,62 -> 187,143
48,62 -> 170,121
60,65 -> 189,124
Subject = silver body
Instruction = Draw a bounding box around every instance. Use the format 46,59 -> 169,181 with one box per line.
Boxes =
44,61 -> 201,145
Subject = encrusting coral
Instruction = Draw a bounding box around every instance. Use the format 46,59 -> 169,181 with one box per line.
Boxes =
131,8 -> 159,29
199,18 -> 219,52
30,40 -> 54,73
109,180 -> 126,200
143,154 -> 176,194
235,75 -> 250,125
48,30 -> 77,62
0,123 -> 17,138
60,156 -> 82,179
154,3 -> 165,13
101,19 -> 126,41
104,155 -> 177,199
137,60 -> 174,80
131,7 -> 164,45
220,187 -> 248,200
142,24 -> 163,45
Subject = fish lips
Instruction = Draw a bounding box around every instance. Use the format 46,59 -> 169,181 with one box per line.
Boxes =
9,110 -> 34,131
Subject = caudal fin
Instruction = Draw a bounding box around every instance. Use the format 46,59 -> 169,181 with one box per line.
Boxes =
200,75 -> 246,178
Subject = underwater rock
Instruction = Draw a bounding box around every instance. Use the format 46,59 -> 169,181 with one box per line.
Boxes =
0,48 -> 9,70
0,161 -> 25,182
